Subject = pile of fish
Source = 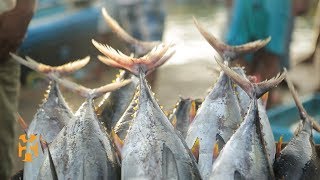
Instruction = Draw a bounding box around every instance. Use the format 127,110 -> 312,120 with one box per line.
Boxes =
12,8 -> 320,180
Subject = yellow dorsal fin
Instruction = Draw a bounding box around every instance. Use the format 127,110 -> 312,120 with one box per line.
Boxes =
189,100 -> 197,123
191,138 -> 200,162
213,143 -> 219,160
261,92 -> 269,108
276,136 -> 283,158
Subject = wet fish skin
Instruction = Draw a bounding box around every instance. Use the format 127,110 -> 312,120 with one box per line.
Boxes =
121,73 -> 201,180
168,97 -> 202,138
113,88 -> 139,140
185,69 -> 243,179
38,77 -> 130,179
209,57 -> 285,180
11,54 -> 90,180
97,70 -> 139,132
273,75 -> 320,180
233,67 -> 276,163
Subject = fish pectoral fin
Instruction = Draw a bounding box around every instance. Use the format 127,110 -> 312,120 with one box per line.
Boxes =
191,138 -> 200,162
162,143 -> 179,179
213,134 -> 226,160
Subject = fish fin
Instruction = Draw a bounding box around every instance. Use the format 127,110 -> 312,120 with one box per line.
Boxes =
92,39 -> 175,76
49,74 -> 131,99
189,100 -> 197,123
16,113 -> 28,134
191,138 -> 200,162
47,146 -> 58,180
213,134 -> 225,160
171,115 -> 177,128
111,129 -> 124,159
215,57 -> 286,99
162,143 -> 179,179
39,136 -> 58,179
261,92 -> 269,108
213,143 -> 219,160
101,8 -> 158,56
285,71 -> 320,132
10,53 -> 90,77
276,136 -> 283,158
193,17 -> 270,60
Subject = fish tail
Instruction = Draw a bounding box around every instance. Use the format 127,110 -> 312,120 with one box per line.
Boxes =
193,17 -> 270,60
49,75 -> 131,99
101,8 -> 158,55
10,53 -> 90,77
92,39 -> 175,76
215,57 -> 286,99
16,113 -> 28,134
285,71 -> 320,132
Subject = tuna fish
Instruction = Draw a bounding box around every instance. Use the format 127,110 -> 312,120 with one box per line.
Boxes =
96,70 -> 139,132
209,57 -> 286,179
168,97 -> 202,139
101,8 -> 160,56
97,7 -> 162,131
11,53 -> 90,180
38,76 -> 131,179
184,19 -> 272,179
273,73 -> 320,180
92,40 -> 202,179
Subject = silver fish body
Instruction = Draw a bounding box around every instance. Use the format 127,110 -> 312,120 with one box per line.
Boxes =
38,98 -> 120,179
121,73 -> 201,180
24,82 -> 73,180
168,98 -> 201,139
273,120 -> 320,180
210,100 -> 274,180
98,71 -> 139,132
233,67 -> 276,163
185,70 -> 242,179
114,89 -> 139,140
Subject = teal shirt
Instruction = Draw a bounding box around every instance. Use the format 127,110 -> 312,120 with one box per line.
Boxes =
226,0 -> 293,67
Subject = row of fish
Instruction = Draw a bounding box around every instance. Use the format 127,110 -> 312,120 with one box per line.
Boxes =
12,8 -> 320,180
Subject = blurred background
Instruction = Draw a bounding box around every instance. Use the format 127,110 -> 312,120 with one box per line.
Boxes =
14,0 -> 320,172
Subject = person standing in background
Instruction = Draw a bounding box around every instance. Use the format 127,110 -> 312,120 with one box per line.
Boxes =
0,0 -> 36,178
225,0 -> 309,107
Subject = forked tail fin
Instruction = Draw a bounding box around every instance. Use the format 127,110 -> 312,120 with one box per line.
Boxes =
193,17 -> 270,60
92,40 -> 175,76
285,70 -> 320,132
215,57 -> 286,99
10,53 -> 90,77
49,74 -> 131,99
101,8 -> 159,56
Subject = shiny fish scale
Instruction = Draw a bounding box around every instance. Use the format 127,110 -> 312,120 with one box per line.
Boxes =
38,98 -> 120,179
185,70 -> 242,179
24,82 -> 73,180
121,73 -> 201,180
